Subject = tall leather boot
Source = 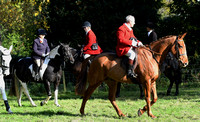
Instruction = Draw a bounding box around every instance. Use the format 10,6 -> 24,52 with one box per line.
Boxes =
34,64 -> 39,81
127,59 -> 137,79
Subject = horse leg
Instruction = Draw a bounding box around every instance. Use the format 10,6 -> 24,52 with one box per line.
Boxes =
138,81 -> 157,119
19,81 -> 37,107
0,79 -> 13,114
80,82 -> 102,115
54,81 -> 60,107
107,81 -> 125,117
175,79 -> 179,96
167,79 -> 174,96
139,84 -> 144,99
41,81 -> 52,106
115,82 -> 121,98
17,87 -> 23,107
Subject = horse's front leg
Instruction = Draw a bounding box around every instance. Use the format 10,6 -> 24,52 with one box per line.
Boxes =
138,81 -> 157,119
41,81 -> 52,106
167,79 -> 174,96
175,79 -> 179,96
54,81 -> 60,107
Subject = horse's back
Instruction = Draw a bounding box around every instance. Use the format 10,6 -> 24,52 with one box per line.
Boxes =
88,52 -> 132,83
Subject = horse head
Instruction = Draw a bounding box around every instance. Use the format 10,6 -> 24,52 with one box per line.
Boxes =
170,33 -> 188,67
60,43 -> 75,64
0,45 -> 12,76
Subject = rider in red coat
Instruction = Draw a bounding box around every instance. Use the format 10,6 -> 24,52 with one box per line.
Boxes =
82,21 -> 103,59
116,15 -> 143,79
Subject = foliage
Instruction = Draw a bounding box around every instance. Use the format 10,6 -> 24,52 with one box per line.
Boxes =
47,0 -> 163,50
157,0 -> 200,58
0,1 -> 50,56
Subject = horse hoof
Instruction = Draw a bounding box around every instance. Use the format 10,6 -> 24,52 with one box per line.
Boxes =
40,102 -> 44,106
32,104 -> 37,107
138,109 -> 143,116
56,104 -> 60,107
150,115 -> 157,119
7,109 -> 13,114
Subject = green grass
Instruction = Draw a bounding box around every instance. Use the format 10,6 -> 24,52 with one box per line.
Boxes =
0,82 -> 200,122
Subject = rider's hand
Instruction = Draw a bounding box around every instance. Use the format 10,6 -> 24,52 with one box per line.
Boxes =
42,53 -> 46,57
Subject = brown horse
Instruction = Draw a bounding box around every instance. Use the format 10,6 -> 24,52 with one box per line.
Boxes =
75,33 -> 188,118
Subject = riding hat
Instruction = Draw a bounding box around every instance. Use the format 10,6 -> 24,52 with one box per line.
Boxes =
38,29 -> 47,35
82,21 -> 91,28
147,22 -> 154,29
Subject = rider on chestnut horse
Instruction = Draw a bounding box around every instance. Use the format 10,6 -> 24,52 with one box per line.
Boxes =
116,15 -> 143,80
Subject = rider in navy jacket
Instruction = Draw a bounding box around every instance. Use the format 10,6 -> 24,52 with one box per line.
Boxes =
32,29 -> 50,80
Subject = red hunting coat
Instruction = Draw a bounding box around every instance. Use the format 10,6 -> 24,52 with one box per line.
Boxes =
116,23 -> 140,57
83,30 -> 103,55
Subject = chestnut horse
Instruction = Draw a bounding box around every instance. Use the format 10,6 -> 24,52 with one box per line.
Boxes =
75,33 -> 188,118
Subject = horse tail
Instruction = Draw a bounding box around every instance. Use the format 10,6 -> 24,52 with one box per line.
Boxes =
8,63 -> 19,97
75,58 -> 90,96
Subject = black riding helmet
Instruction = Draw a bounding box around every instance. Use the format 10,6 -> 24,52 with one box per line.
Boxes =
38,29 -> 47,35
82,21 -> 91,28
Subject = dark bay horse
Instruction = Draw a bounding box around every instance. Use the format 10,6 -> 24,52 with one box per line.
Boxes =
75,33 -> 188,118
12,44 -> 74,107
161,52 -> 183,96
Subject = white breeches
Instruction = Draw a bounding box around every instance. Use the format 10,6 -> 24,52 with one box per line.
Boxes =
125,48 -> 136,60
83,54 -> 91,59
34,59 -> 41,67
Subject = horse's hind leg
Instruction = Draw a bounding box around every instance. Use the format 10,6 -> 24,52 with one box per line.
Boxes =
106,80 -> 125,117
41,81 -> 52,106
80,82 -> 102,115
138,81 -> 157,119
19,81 -> 37,107
0,75 -> 13,113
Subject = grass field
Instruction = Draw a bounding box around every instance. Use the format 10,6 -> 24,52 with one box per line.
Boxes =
0,81 -> 200,122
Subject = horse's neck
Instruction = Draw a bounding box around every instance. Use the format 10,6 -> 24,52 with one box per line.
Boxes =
150,36 -> 176,64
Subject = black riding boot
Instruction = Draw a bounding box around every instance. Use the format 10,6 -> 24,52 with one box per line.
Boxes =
33,64 -> 39,80
127,59 -> 137,80
127,64 -> 137,78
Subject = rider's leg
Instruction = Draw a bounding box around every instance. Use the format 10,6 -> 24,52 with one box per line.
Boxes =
125,48 -> 137,78
34,59 -> 40,79
83,54 -> 91,64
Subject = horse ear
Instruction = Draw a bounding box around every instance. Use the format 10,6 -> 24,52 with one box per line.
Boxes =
9,45 -> 13,53
180,33 -> 187,40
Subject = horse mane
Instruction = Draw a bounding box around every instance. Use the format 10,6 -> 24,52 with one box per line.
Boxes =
149,35 -> 174,45
49,45 -> 60,58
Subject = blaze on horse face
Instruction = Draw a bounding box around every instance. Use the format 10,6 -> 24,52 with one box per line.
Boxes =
171,33 -> 188,67
60,43 -> 75,64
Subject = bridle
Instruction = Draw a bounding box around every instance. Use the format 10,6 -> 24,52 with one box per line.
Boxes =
173,36 -> 187,61
0,52 -> 10,74
149,36 -> 186,65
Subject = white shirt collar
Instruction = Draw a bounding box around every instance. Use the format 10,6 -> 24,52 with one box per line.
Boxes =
125,23 -> 132,31
148,30 -> 153,36
86,29 -> 91,35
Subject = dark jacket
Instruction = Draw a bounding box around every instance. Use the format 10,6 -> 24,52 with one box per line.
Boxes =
144,30 -> 157,45
32,38 -> 50,59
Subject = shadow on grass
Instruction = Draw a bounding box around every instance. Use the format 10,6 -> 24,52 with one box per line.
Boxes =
0,110 -> 122,119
